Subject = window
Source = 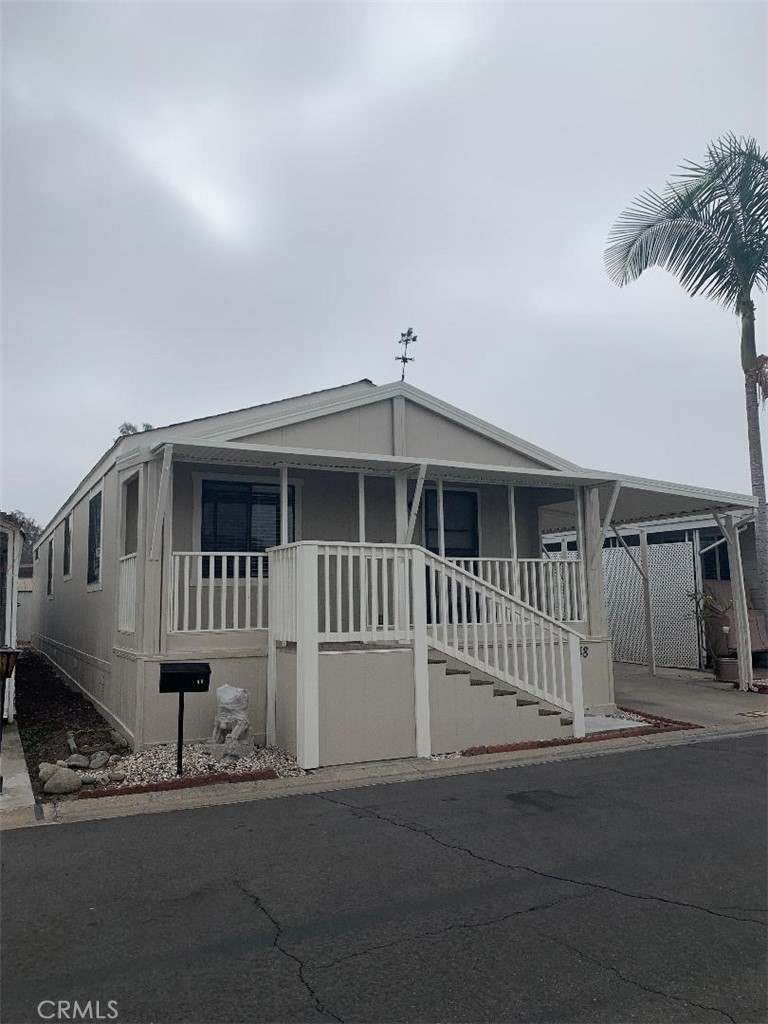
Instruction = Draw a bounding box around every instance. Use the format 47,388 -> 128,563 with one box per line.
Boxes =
63,513 -> 73,577
424,490 -> 479,558
201,481 -> 295,574
87,492 -> 102,585
47,539 -> 54,597
700,529 -> 730,581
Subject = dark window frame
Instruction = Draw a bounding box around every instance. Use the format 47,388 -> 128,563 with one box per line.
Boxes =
201,480 -> 296,577
63,513 -> 72,577
47,539 -> 54,597
87,492 -> 102,586
423,488 -> 480,559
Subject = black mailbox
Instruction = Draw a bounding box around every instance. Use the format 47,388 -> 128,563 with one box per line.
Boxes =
159,662 -> 211,694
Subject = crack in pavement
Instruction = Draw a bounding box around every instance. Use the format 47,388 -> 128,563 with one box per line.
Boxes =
312,890 -> 591,972
317,793 -> 767,928
233,877 -> 344,1023
531,926 -> 738,1024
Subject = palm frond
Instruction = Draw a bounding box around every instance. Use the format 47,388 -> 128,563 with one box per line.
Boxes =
606,135 -> 768,310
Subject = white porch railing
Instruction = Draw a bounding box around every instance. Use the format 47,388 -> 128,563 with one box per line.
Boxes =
117,554 -> 137,633
452,557 -> 586,622
169,552 -> 268,632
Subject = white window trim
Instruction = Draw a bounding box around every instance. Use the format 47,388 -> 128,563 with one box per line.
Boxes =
62,511 -> 74,581
191,471 -> 303,557
421,485 -> 483,557
86,488 -> 104,592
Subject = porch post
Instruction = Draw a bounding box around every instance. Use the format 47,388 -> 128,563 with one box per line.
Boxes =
280,465 -> 289,546
639,530 -> 657,676
266,548 -> 277,746
411,548 -> 431,757
583,485 -> 607,636
715,513 -> 754,692
295,543 -> 320,768
395,473 -> 408,544
508,484 -> 518,594
437,478 -> 446,558
357,473 -> 366,542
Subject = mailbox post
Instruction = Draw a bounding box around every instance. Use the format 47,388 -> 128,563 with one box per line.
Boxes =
159,662 -> 211,776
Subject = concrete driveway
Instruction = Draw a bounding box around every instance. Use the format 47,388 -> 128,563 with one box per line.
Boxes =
614,662 -> 768,730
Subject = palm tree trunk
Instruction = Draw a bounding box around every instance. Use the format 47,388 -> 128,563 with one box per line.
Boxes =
740,302 -> 768,621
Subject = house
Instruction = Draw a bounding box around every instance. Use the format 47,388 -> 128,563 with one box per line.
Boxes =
31,380 -> 757,767
16,573 -> 33,645
1,514 -> 25,721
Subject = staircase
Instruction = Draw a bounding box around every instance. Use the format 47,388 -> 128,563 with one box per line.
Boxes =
428,652 -> 575,753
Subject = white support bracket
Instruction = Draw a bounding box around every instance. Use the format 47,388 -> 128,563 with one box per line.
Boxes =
593,481 -> 621,565
149,444 -> 173,562
405,463 -> 428,544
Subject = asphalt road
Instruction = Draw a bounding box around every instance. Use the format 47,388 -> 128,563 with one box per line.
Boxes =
3,733 -> 767,1024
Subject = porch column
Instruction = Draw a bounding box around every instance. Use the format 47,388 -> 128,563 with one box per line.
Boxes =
715,513 -> 754,691
395,473 -> 408,544
280,465 -> 289,545
639,530 -> 657,676
508,484 -> 518,594
357,473 -> 366,542
583,485 -> 607,636
295,543 -> 320,768
437,478 -> 446,558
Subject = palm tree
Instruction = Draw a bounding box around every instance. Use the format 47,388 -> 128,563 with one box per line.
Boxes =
605,134 -> 768,620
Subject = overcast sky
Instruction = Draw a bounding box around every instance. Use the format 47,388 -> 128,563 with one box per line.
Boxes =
2,1 -> 766,526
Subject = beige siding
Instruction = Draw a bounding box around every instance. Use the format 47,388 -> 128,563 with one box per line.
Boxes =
318,649 -> 416,766
230,397 -> 553,469
275,648 -> 297,757
403,404 -> 549,468
233,401 -> 395,455
140,654 -> 268,747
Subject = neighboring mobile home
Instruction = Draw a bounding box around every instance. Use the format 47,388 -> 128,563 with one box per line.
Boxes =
32,380 -> 756,767
1,514 -> 24,720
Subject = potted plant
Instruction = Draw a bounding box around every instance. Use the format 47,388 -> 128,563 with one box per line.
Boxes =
688,591 -> 737,681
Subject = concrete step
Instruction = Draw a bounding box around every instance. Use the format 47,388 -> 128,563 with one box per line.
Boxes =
538,708 -> 561,717
493,688 -> 517,697
517,698 -> 539,707
470,678 -> 494,687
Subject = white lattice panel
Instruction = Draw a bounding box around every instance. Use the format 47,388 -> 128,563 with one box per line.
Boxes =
603,541 -> 700,669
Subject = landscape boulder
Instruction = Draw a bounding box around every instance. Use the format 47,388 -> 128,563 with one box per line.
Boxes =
89,751 -> 110,770
38,763 -> 59,783
43,768 -> 83,795
66,754 -> 90,769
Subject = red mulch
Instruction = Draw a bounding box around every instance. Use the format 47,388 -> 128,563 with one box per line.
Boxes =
78,768 -> 279,800
460,707 -> 701,758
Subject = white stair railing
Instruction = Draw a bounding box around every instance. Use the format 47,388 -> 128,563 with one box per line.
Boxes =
169,552 -> 268,632
425,551 -> 584,733
452,556 -> 586,622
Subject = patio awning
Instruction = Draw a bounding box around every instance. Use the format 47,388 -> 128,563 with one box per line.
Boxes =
158,438 -> 756,527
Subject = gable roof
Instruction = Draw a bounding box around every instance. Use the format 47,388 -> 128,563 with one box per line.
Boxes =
181,380 -> 577,472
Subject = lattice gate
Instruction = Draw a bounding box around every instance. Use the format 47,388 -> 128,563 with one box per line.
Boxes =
602,541 -> 701,669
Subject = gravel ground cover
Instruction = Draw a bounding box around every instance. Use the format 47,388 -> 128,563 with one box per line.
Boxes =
88,742 -> 304,791
14,649 -> 302,799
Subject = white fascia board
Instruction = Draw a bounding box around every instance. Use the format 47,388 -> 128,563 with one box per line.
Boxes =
603,471 -> 757,509
163,437 -> 606,486
168,382 -> 380,442
396,382 -> 579,472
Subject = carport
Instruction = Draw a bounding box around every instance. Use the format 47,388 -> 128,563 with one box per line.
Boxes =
538,475 -> 759,691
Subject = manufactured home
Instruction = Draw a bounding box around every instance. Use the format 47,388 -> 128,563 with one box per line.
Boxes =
32,380 -> 757,767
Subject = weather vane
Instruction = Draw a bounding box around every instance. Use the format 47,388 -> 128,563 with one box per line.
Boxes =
396,327 -> 417,381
